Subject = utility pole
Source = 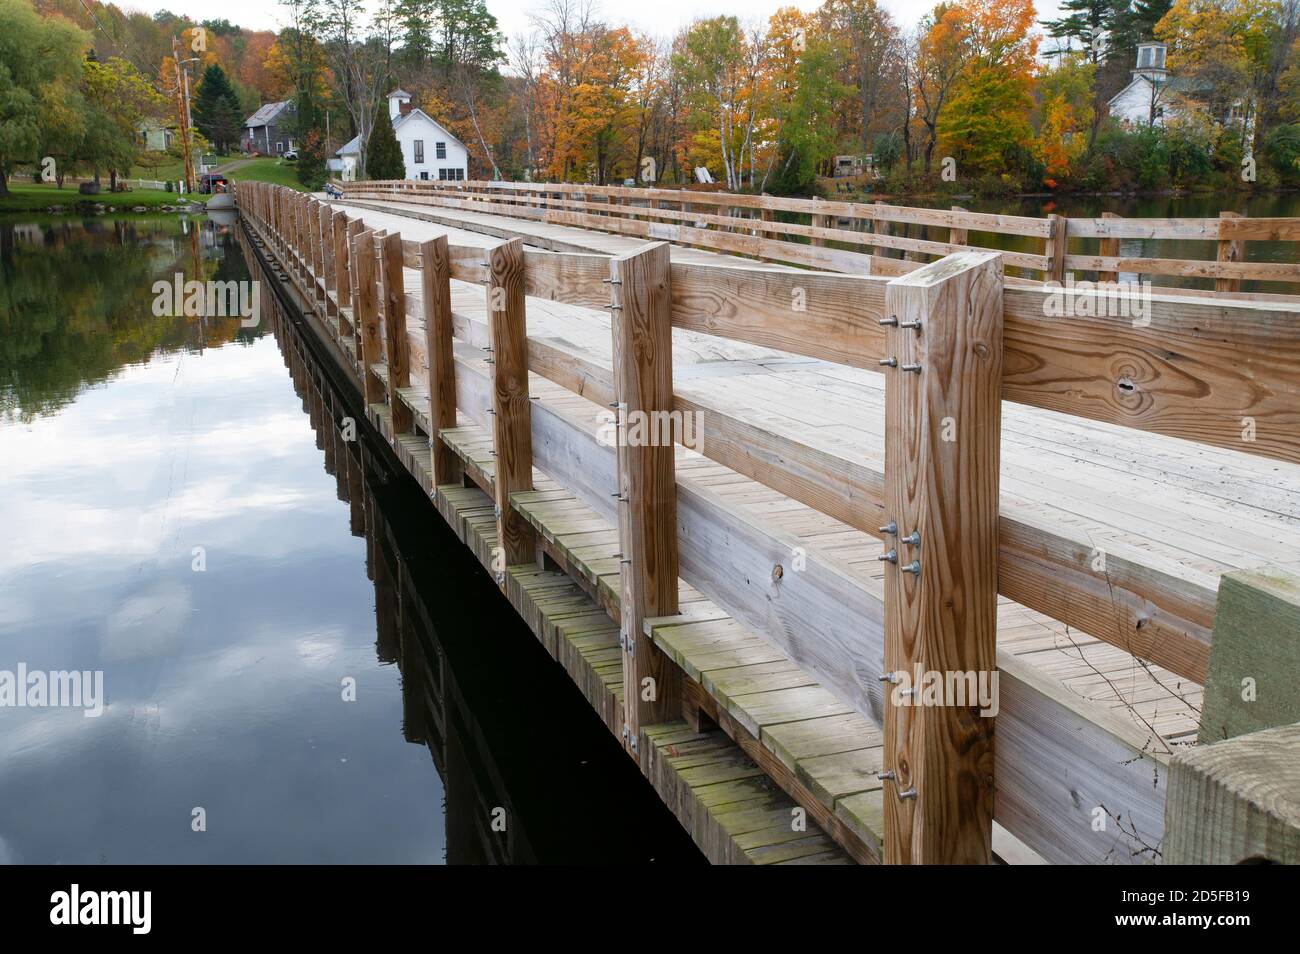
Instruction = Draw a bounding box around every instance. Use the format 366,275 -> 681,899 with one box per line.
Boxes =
170,36 -> 196,194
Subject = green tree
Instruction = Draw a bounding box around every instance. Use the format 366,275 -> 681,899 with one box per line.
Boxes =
193,63 -> 243,152
0,0 -> 89,195
365,105 -> 404,179
76,56 -> 165,190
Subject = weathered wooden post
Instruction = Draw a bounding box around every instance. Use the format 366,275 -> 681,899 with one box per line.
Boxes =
1045,213 -> 1068,283
1199,567 -> 1300,744
949,206 -> 968,247
381,232 -> 413,435
319,203 -> 335,316
420,236 -> 463,487
331,211 -> 351,330
486,238 -> 536,584
609,241 -> 681,757
345,217 -> 365,360
1216,211 -> 1243,294
1097,211 -> 1121,283
1165,721 -> 1300,864
351,229 -> 386,409
881,250 -> 1004,864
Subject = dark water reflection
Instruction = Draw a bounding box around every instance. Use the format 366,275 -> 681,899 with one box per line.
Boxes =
0,215 -> 702,865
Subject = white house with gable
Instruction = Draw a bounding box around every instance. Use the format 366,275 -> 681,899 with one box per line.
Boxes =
332,90 -> 470,182
1108,41 -> 1253,136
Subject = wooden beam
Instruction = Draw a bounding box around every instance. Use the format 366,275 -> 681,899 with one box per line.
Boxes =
1200,567 -> 1300,744
1044,213 -> 1068,283
1165,721 -> 1300,864
882,251 -> 1003,864
1216,211 -> 1244,294
486,238 -> 536,577
420,235 -> 463,485
332,211 -> 352,324
381,231 -> 413,434
351,229 -> 385,407
609,241 -> 682,750
345,217 -> 365,359
1097,211 -> 1120,283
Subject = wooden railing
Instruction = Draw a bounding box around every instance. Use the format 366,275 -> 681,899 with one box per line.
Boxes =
338,178 -> 1300,296
234,180 -> 1300,866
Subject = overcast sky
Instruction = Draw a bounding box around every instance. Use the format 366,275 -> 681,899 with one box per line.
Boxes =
122,0 -> 1066,45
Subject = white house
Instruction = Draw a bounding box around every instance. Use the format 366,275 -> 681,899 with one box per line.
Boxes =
1109,43 -> 1174,126
1108,41 -> 1252,135
334,90 -> 470,182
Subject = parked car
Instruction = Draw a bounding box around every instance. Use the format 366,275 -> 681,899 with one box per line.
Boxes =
198,173 -> 228,195
283,151 -> 298,162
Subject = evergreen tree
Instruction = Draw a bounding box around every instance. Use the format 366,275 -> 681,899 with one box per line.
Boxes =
365,107 -> 405,180
192,64 -> 243,152
1043,0 -> 1119,64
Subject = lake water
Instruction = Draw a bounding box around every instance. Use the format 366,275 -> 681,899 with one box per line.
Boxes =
0,214 -> 702,865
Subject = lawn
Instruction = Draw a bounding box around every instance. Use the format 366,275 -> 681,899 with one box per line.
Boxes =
0,183 -> 203,212
223,157 -> 313,191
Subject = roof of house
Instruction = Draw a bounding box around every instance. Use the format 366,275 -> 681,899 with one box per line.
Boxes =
335,108 -> 467,157
244,101 -> 294,128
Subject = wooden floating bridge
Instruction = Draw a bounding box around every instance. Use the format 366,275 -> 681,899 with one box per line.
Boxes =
234,179 -> 1300,865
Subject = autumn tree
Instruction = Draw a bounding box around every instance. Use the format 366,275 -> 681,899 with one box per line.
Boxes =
912,3 -> 971,172
937,0 -> 1038,176
1036,52 -> 1096,178
818,0 -> 901,153
673,16 -> 768,189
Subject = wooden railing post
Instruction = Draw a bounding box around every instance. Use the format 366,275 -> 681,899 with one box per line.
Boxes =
882,250 -> 1003,864
351,229 -> 385,408
1199,567 -> 1300,743
381,231 -> 413,435
420,235 -> 463,487
331,210 -> 351,327
345,217 -> 366,358
1216,211 -> 1243,294
1097,211 -> 1120,283
319,202 -> 335,314
1045,213 -> 1068,283
1165,721 -> 1300,864
949,205 -> 967,246
609,241 -> 682,756
486,237 -> 536,582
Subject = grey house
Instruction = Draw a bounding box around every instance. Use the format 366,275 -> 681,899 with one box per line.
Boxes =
242,101 -> 298,156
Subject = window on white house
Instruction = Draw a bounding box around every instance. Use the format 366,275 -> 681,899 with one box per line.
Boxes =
420,171 -> 429,180
414,140 -> 424,163
452,168 -> 464,181
436,142 -> 447,159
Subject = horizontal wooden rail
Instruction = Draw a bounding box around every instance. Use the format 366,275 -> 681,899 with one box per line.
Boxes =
342,178 -> 1300,292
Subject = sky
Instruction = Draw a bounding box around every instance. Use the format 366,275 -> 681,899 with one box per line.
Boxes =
119,0 -> 1067,45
